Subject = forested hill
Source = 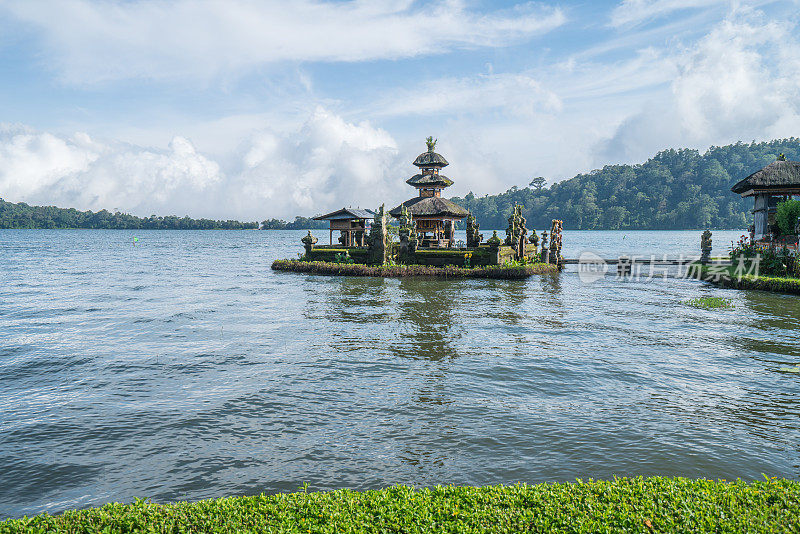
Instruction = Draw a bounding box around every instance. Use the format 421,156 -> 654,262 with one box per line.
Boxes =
451,138 -> 800,231
0,200 -> 259,229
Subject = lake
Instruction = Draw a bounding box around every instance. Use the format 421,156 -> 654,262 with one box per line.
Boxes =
1,229 -> 798,519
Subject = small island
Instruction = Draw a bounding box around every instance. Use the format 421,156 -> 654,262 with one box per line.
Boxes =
272,138 -> 562,279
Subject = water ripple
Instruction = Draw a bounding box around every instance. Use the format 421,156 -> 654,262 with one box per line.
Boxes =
0,229 -> 798,520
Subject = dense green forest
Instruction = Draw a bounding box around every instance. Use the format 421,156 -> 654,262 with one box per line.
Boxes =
260,217 -> 327,230
0,199 -> 259,229
451,138 -> 800,230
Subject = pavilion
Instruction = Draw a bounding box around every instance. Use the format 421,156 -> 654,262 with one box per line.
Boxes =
389,138 -> 469,247
731,155 -> 800,240
313,207 -> 375,246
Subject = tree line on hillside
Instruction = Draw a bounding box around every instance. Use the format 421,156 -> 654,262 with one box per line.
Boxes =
451,138 -> 800,230
0,200 -> 259,229
3,139 -> 798,231
260,217 -> 327,230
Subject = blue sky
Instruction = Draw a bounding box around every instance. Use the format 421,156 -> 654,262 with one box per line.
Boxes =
1,0 -> 799,219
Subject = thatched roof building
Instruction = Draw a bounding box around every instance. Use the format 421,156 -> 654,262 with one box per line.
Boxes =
313,207 -> 375,246
731,156 -> 800,240
313,207 -> 375,221
731,159 -> 800,195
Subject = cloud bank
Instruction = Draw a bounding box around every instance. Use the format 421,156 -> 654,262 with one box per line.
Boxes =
2,0 -> 565,84
0,109 -> 407,220
2,3 -> 799,218
597,10 -> 800,163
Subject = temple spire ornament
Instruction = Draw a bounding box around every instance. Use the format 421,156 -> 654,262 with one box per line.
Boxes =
425,136 -> 437,152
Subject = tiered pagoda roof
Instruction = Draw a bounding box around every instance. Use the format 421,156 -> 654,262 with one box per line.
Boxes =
412,151 -> 449,168
405,173 -> 454,188
389,196 -> 468,218
389,138 -> 468,220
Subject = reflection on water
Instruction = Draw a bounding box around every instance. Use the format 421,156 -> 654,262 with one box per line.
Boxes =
1,229 -> 799,520
396,278 -> 461,361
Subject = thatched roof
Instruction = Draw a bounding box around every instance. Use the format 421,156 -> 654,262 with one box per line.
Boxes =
313,207 -> 375,221
731,160 -> 800,195
389,197 -> 468,219
405,173 -> 454,188
413,151 -> 449,168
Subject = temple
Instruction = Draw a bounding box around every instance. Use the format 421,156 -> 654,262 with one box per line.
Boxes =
389,137 -> 469,247
731,154 -> 800,240
297,137 -> 562,268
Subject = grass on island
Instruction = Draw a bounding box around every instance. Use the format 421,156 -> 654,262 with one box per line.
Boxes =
2,477 -> 798,533
271,259 -> 558,279
684,296 -> 734,309
697,265 -> 800,295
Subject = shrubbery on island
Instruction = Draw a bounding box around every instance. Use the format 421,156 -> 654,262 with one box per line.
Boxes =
271,259 -> 557,279
2,477 -> 797,532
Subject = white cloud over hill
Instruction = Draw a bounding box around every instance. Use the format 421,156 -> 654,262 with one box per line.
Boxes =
1,2 -> 799,219
598,10 -> 800,162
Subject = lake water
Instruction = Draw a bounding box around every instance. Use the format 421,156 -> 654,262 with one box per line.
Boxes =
1,229 -> 798,519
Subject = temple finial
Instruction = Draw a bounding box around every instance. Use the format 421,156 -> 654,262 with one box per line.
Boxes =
426,136 -> 437,152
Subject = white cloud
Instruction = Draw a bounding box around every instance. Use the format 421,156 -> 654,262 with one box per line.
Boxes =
610,0 -> 728,28
370,73 -> 563,118
0,124 -> 221,215
2,0 -> 566,84
0,109 -> 409,220
229,107 -> 405,218
597,10 -> 800,162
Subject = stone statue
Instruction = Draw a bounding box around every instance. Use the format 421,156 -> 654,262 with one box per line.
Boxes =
398,205 -> 418,258
487,230 -> 502,265
549,219 -> 563,266
301,231 -> 317,257
540,230 -> 549,263
529,229 -> 539,248
466,213 -> 483,248
700,229 -> 712,264
368,204 -> 389,265
504,204 -> 528,259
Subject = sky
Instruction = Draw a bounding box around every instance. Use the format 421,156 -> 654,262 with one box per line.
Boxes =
1,0 -> 799,220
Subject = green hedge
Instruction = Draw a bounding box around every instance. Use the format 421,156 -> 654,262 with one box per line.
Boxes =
699,266 -> 800,295
2,478 -> 797,533
272,260 -> 556,279
305,248 -> 370,263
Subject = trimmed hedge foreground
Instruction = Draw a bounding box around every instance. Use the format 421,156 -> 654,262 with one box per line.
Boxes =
271,259 -> 558,279
2,478 -> 798,533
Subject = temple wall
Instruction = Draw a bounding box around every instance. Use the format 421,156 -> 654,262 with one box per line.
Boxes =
306,245 -> 537,267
